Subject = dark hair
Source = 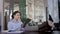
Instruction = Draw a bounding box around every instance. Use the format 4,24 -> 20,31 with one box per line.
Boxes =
12,11 -> 21,19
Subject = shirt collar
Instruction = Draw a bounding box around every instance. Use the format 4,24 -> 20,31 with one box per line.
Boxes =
12,19 -> 21,23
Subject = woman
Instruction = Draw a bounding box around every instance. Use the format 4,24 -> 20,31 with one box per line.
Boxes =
7,11 -> 24,31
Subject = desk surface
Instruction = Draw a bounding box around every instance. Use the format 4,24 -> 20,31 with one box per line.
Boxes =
0,31 -> 60,34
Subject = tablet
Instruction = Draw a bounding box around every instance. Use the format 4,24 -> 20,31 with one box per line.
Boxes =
23,18 -> 31,28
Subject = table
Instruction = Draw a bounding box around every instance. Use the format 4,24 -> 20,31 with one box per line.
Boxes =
0,31 -> 60,34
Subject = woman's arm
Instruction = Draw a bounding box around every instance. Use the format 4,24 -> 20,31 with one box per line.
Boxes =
16,22 -> 23,31
7,22 -> 15,31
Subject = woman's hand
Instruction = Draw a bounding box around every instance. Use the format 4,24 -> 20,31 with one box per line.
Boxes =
21,24 -> 24,28
17,25 -> 21,31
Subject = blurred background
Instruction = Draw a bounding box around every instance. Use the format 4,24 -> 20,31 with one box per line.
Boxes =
0,0 -> 60,31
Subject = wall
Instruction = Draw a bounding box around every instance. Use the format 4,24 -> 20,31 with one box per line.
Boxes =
47,0 -> 59,23
0,0 -> 3,31
26,0 -> 46,22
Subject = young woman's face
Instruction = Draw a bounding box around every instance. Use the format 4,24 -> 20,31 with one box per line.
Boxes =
14,13 -> 20,20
